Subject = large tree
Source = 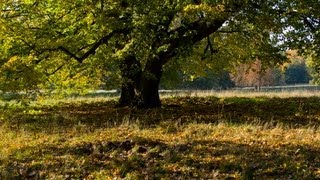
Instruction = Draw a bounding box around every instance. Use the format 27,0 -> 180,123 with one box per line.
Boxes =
0,0 -> 318,107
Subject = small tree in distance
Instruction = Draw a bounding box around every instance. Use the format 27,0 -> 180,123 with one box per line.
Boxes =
232,60 -> 284,88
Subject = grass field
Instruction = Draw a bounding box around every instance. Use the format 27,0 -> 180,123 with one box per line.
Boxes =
0,92 -> 320,179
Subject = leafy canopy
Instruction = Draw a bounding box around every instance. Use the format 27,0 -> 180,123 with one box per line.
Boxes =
0,0 -> 318,93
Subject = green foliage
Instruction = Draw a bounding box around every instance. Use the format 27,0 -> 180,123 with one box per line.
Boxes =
284,61 -> 311,84
3,0 -> 316,96
161,69 -> 235,90
306,55 -> 320,85
184,71 -> 235,90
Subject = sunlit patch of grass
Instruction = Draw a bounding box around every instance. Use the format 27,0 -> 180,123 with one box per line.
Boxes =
160,89 -> 320,99
0,95 -> 320,178
1,122 -> 320,179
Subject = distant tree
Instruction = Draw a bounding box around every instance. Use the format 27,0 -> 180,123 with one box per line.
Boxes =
284,50 -> 311,85
284,62 -> 311,84
264,67 -> 284,86
232,60 -> 284,88
182,70 -> 235,90
217,71 -> 236,90
161,69 -> 234,90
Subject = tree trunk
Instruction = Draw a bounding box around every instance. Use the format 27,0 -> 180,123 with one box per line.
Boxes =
139,59 -> 162,108
118,56 -> 162,108
118,82 -> 136,106
118,55 -> 142,107
140,73 -> 161,108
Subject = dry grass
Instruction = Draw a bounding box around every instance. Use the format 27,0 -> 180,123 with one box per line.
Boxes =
160,89 -> 320,99
0,95 -> 320,179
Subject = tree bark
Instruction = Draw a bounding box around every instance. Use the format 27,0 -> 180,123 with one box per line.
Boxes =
118,56 -> 162,108
118,82 -> 136,106
140,60 -> 162,108
118,55 -> 142,107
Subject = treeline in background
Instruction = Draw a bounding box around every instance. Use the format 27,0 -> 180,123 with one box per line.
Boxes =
161,50 -> 313,90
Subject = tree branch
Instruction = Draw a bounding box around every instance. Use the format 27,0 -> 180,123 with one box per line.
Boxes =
46,64 -> 65,76
153,2 -> 248,67
157,17 -> 229,65
56,28 -> 131,63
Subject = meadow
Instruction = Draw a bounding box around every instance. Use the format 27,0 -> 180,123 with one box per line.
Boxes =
0,91 -> 320,179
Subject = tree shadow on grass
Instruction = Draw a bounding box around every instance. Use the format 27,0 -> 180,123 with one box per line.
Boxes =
2,96 -> 320,134
1,136 -> 319,179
